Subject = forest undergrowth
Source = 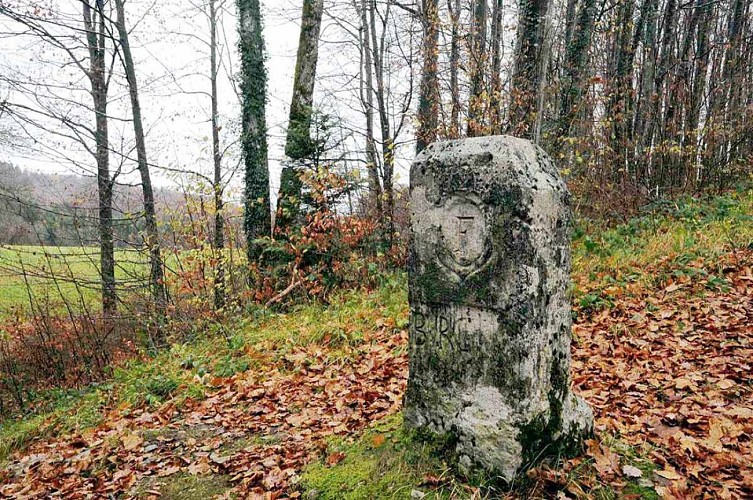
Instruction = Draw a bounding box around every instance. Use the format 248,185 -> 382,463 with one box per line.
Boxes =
0,189 -> 751,498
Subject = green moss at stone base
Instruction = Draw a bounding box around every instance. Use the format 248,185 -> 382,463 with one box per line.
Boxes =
300,414 -> 462,499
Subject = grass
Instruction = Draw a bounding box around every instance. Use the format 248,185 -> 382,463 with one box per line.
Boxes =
133,472 -> 232,499
573,189 -> 752,276
300,414 -> 465,500
0,272 -> 408,462
571,189 -> 753,311
0,245 -> 148,318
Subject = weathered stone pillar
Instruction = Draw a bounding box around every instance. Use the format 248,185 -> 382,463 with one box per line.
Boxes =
404,135 -> 593,481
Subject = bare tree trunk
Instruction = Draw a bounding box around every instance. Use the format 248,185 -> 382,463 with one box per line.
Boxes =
277,0 -> 324,232
563,0 -> 578,49
113,0 -> 167,320
447,0 -> 461,138
490,0 -> 504,133
83,0 -> 116,317
557,0 -> 596,138
358,0 -> 383,218
368,0 -> 396,240
634,0 -> 659,188
508,0 -> 551,140
416,0 -> 440,153
687,0 -> 713,141
665,0 -> 703,187
208,0 -> 225,310
467,0 -> 487,137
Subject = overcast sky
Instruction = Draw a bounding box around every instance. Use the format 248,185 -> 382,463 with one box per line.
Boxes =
0,0 -> 412,203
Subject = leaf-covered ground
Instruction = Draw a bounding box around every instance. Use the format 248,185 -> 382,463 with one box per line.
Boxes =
1,191 -> 752,498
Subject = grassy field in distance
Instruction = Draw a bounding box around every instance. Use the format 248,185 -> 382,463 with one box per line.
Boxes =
0,245 -> 149,319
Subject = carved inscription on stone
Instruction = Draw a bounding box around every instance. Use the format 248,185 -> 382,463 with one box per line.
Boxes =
409,302 -> 498,384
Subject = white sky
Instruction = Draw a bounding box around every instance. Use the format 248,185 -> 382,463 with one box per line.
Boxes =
0,0 -> 415,203
0,0 -> 543,204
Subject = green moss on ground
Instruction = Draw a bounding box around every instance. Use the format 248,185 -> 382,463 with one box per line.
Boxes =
132,472 -> 232,499
300,414 -> 465,499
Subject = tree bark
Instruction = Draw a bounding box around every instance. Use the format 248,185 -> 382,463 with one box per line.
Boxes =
557,0 -> 596,138
208,0 -> 225,310
237,0 -> 271,261
416,0 -> 440,153
368,0 -> 396,239
467,0 -> 487,137
114,0 -> 167,320
358,0 -> 384,217
508,0 -> 551,140
83,0 -> 116,317
276,0 -> 324,232
447,0 -> 461,138
490,0 -> 504,133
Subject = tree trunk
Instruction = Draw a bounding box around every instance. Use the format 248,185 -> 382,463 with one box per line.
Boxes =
83,0 -> 116,317
359,0 -> 384,218
664,0 -> 703,187
557,0 -> 596,138
209,0 -> 225,310
563,0 -> 578,49
237,0 -> 271,262
634,0 -> 659,187
467,0 -> 487,137
508,0 -> 551,140
447,0 -> 461,138
113,0 -> 167,321
276,0 -> 324,232
416,0 -> 440,153
368,0 -> 396,240
490,0 -> 504,133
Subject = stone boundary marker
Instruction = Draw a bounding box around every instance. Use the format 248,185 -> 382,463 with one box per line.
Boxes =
404,135 -> 593,481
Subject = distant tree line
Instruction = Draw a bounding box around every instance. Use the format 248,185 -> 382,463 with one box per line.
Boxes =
413,0 -> 752,214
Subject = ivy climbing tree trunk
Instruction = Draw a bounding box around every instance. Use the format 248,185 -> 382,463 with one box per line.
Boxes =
276,0 -> 324,233
209,0 -> 225,309
416,0 -> 440,153
114,0 -> 167,323
508,0 -> 551,140
237,0 -> 271,262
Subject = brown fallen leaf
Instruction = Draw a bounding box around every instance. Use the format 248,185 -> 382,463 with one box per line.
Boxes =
703,419 -> 725,453
187,458 -> 212,476
326,452 -> 346,466
372,434 -> 386,448
121,432 -> 143,451
622,465 -> 642,478
655,469 -> 683,480
716,379 -> 736,390
157,465 -> 181,477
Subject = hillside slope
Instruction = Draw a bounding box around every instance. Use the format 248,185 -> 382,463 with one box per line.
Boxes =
1,190 -> 751,498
